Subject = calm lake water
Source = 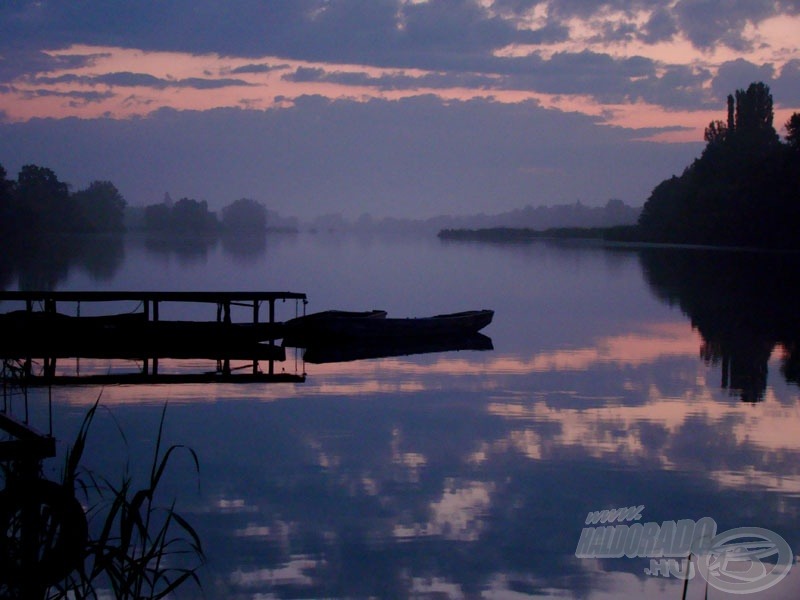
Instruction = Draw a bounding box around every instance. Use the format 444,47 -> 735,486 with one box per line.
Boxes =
4,232 -> 800,599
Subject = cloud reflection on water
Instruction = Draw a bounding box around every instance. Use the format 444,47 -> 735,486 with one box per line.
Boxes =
11,240 -> 800,598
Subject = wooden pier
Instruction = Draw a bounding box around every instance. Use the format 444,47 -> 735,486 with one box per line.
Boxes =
0,290 -> 307,324
0,290 -> 308,385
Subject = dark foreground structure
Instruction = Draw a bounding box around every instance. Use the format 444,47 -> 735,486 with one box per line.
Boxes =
0,290 -> 308,385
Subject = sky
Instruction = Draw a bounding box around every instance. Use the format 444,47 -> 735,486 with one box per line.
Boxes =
1,0 -> 799,219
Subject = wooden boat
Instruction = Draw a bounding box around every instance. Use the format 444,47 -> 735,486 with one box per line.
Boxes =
284,309 -> 493,343
283,310 -> 387,343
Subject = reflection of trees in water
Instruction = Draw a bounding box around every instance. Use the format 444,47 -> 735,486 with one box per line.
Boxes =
0,234 -> 124,291
221,229 -> 266,261
638,247 -> 800,402
143,232 -> 218,264
143,230 -> 270,263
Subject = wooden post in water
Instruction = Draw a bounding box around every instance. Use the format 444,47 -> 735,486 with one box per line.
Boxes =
269,299 -> 277,375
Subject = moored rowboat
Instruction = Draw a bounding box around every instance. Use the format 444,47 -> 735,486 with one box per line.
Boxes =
284,309 -> 493,343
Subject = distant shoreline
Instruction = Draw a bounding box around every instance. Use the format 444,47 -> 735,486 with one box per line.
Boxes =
437,226 -> 800,253
437,225 -> 639,243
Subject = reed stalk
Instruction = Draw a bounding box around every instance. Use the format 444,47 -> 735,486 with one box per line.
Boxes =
48,398 -> 204,599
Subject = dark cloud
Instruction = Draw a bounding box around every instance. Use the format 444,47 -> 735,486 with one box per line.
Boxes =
0,49 -> 100,84
589,20 -> 640,45
279,52 -> 712,109
1,1 -> 797,90
500,51 -> 655,101
525,22 -> 571,44
711,59 -> 776,101
281,66 -> 501,91
629,64 -> 713,109
230,63 -> 291,75
774,59 -> 800,105
30,71 -> 253,90
282,67 -> 327,83
0,96 -> 701,218
673,0 -> 800,52
20,89 -> 114,104
545,0 -> 653,19
2,1 -> 799,67
639,7 -> 679,44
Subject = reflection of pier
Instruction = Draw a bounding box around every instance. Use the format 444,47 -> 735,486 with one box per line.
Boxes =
0,291 -> 307,385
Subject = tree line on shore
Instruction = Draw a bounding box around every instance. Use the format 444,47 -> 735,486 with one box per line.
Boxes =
0,163 -> 277,238
634,82 -> 800,248
0,164 -> 126,236
442,82 -> 800,249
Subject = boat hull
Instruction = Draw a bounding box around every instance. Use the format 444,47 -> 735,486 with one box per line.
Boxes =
284,309 -> 493,344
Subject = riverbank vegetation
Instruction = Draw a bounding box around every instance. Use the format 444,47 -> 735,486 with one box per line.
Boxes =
441,83 -> 800,250
635,82 -> 799,248
0,165 -> 126,237
0,165 -> 289,238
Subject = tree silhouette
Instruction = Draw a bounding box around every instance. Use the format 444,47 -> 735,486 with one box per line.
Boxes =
143,197 -> 218,233
221,198 -> 267,232
733,82 -> 778,146
0,163 -> 15,237
638,82 -> 799,248
14,164 -> 76,232
72,180 -> 127,232
787,113 -> 800,152
171,197 -> 217,233
703,120 -> 728,145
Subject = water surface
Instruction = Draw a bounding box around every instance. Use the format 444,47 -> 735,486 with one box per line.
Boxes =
4,233 -> 800,598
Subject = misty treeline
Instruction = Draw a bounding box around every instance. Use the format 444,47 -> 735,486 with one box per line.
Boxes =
0,164 -> 126,236
635,82 -> 800,248
136,195 -> 272,234
0,163 -> 278,237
